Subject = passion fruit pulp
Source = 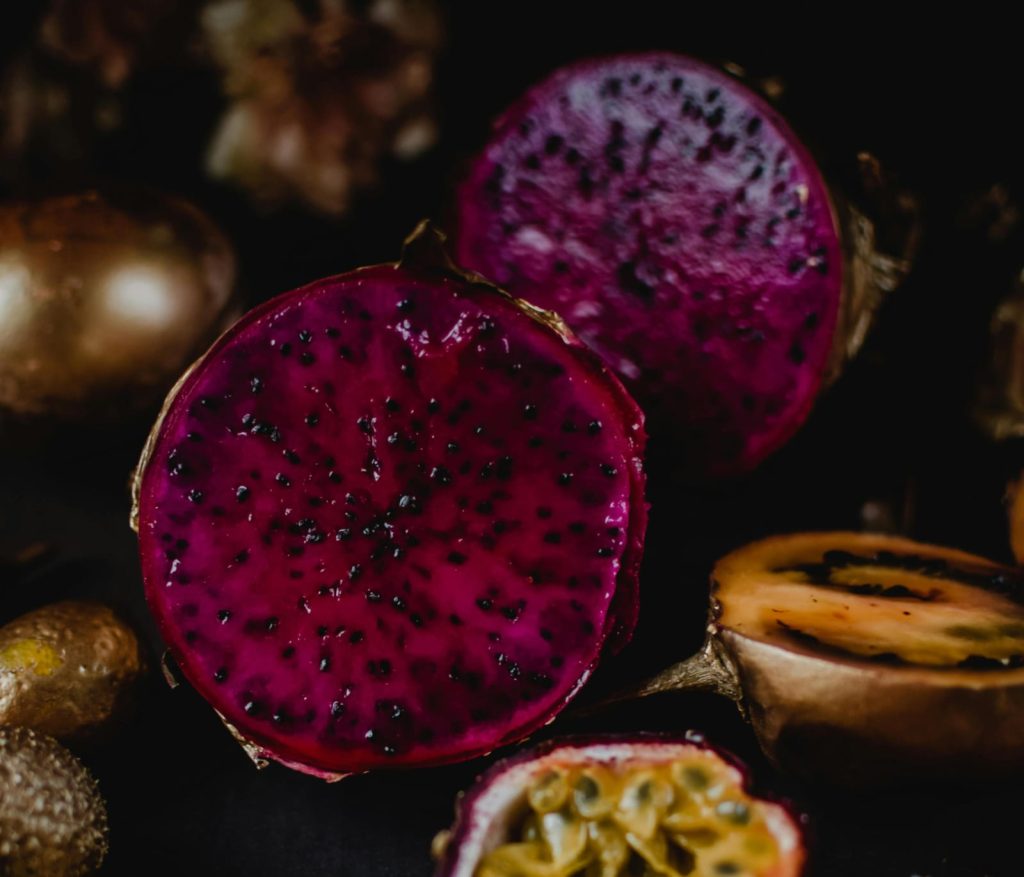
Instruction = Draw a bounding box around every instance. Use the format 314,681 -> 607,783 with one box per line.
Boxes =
625,532 -> 1024,787
434,737 -> 805,877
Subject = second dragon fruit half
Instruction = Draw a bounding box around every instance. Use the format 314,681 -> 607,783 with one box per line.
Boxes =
456,52 -> 915,478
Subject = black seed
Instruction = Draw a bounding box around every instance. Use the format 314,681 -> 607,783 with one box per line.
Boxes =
600,464 -> 618,477
350,565 -> 363,581
272,708 -> 289,724
350,631 -> 365,644
448,551 -> 468,565
540,628 -> 553,641
367,659 -> 392,677
396,298 -> 414,312
476,598 -> 493,611
449,613 -> 463,626
788,342 -> 806,365
276,473 -> 291,487
305,412 -> 320,427
187,489 -> 204,504
543,531 -> 562,544
357,416 -> 372,434
523,403 -> 538,420
265,617 -> 279,631
298,329 -> 312,344
243,699 -> 261,715
218,609 -> 232,623
597,547 -> 614,557
280,342 -> 292,356
384,397 -> 400,412
284,449 -> 301,465
282,646 -> 295,658
558,473 -> 574,486
214,667 -> 228,683
250,376 -> 263,394
537,506 -> 553,519
431,466 -> 453,485
335,528 -> 351,541
588,420 -> 603,435
544,134 -> 564,155
233,549 -> 249,564
319,656 -> 330,672
330,701 -> 345,717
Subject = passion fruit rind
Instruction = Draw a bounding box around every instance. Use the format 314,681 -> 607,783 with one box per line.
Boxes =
631,532 -> 1024,787
434,734 -> 806,877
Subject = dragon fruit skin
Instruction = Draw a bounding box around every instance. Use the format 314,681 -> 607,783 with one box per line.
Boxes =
134,229 -> 646,776
455,53 -> 843,479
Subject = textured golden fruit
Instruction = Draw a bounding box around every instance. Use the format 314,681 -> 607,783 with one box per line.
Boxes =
627,532 -> 1024,786
0,601 -> 144,742
0,189 -> 235,419
0,726 -> 108,876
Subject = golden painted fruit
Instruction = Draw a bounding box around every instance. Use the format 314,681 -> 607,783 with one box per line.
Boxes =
631,532 -> 1024,787
433,736 -> 805,877
0,189 -> 235,420
0,726 -> 108,877
0,601 -> 144,742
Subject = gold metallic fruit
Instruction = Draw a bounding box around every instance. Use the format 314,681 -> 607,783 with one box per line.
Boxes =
622,532 -> 1024,787
0,189 -> 235,420
0,601 -> 144,742
433,737 -> 805,877
0,726 -> 108,877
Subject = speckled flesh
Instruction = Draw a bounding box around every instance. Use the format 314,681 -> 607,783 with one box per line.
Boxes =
456,53 -> 842,477
136,257 -> 646,775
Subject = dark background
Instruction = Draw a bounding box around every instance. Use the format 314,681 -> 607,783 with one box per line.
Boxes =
3,5 -> 1024,875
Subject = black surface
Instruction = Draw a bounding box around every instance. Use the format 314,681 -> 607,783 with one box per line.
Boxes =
3,6 -> 1024,876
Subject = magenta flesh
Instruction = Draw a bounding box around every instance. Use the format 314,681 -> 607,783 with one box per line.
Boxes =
456,53 -> 842,477
136,258 -> 646,774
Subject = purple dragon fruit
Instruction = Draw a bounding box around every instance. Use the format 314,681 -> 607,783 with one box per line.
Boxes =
455,53 -> 844,478
132,224 -> 646,777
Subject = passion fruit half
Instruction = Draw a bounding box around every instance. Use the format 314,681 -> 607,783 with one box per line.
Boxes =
433,736 -> 805,877
625,532 -> 1024,787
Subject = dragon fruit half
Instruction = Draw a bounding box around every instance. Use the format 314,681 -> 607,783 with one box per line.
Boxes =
132,224 -> 646,777
456,52 -> 846,478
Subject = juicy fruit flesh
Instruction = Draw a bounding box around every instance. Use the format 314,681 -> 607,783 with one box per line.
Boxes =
137,264 -> 643,772
457,53 -> 842,476
716,533 -> 1024,669
476,751 -> 790,877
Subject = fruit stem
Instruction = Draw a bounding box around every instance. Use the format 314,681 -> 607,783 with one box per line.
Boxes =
576,635 -> 742,718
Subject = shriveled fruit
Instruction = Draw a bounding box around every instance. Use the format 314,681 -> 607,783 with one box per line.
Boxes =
433,736 -> 805,877
0,601 -> 145,743
456,53 -> 915,478
0,189 -> 236,421
132,223 -> 646,777
0,726 -> 108,877
628,532 -> 1024,786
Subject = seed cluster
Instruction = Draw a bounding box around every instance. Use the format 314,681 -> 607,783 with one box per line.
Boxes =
477,756 -> 781,877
